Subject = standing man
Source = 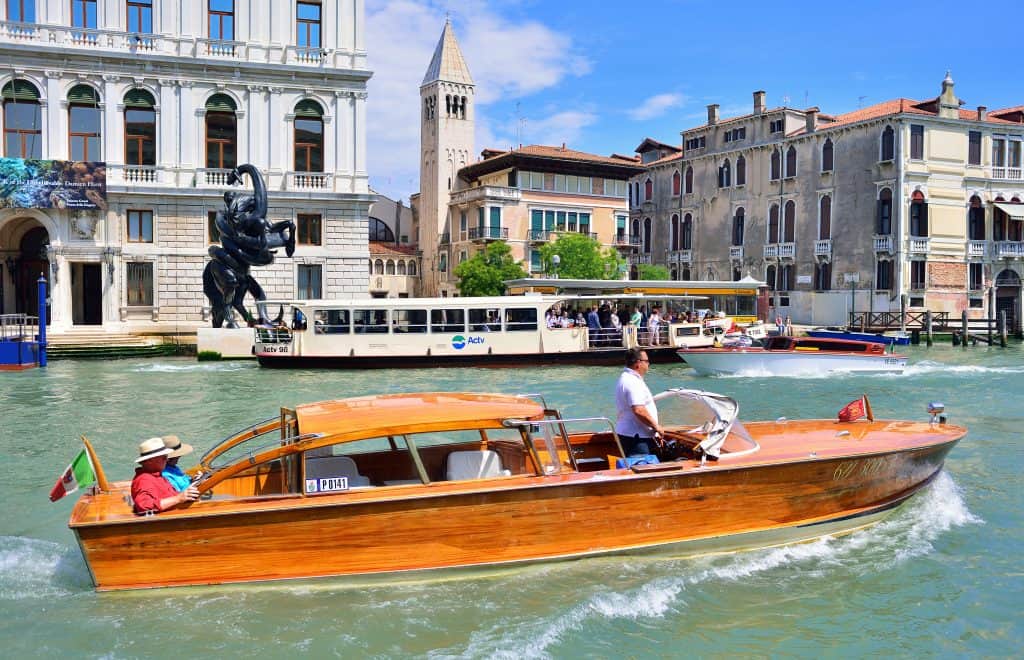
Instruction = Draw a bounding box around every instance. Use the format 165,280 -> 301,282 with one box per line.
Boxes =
615,348 -> 663,456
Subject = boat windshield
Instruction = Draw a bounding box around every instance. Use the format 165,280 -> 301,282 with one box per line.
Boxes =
653,389 -> 758,459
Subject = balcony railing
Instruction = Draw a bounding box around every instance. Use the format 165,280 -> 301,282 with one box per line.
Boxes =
122,165 -> 159,184
0,20 -> 37,41
613,235 -> 641,247
449,186 -> 521,205
287,171 -> 331,190
777,242 -> 795,259
763,244 -> 778,259
286,46 -> 327,64
529,230 -> 550,242
197,168 -> 233,187
995,241 -> 1024,258
200,38 -> 245,58
908,237 -> 931,254
874,235 -> 894,253
991,166 -> 1023,181
438,233 -> 450,245
814,239 -> 832,257
468,226 -> 508,241
628,254 -> 653,265
668,249 -> 693,263
729,246 -> 744,261
967,240 -> 987,258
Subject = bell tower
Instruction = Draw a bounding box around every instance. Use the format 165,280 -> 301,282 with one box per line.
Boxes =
419,18 -> 475,296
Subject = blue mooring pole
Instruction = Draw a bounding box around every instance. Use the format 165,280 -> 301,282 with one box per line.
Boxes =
37,274 -> 47,367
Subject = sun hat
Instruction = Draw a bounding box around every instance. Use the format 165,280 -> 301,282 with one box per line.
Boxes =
162,434 -> 194,459
136,437 -> 173,464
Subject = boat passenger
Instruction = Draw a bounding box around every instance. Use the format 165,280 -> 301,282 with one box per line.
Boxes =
131,437 -> 199,515
648,307 -> 663,345
161,434 -> 195,493
614,348 -> 663,457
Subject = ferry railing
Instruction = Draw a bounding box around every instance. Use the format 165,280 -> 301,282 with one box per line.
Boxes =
0,313 -> 39,341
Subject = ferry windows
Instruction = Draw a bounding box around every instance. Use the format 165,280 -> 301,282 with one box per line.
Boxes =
298,213 -> 322,245
505,308 -> 538,332
124,88 -> 156,166
297,264 -> 322,299
127,210 -> 154,243
2,79 -> 42,158
353,309 -> 388,333
393,309 -> 428,333
68,84 -> 101,161
469,308 -> 501,331
315,309 -> 350,334
126,262 -> 153,306
430,308 -> 465,332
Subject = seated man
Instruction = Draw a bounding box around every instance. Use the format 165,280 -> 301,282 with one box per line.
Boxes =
131,437 -> 199,515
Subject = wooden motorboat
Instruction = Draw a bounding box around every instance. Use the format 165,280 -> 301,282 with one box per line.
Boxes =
806,328 -> 911,346
68,389 -> 961,591
678,336 -> 908,376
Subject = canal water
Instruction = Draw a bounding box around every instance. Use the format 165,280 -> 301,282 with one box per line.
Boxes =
2,345 -> 1021,657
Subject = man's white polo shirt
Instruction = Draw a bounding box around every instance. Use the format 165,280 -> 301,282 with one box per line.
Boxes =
615,367 -> 658,438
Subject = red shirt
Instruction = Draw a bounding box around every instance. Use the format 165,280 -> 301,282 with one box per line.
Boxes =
131,468 -> 178,515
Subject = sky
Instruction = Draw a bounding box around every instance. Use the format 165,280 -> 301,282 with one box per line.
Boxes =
365,0 -> 1024,203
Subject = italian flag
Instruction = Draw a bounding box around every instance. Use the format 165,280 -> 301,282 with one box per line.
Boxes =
49,449 -> 96,502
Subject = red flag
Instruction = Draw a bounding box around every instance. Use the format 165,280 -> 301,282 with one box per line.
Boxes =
837,397 -> 867,422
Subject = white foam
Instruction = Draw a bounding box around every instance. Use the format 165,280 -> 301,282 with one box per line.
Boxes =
900,361 -> 1024,377
0,536 -> 90,600
130,362 -> 256,373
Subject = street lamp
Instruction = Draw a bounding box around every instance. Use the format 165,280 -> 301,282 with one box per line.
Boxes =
551,254 -> 560,280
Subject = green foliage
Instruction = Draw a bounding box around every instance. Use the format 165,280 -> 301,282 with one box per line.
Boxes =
537,233 -> 626,280
636,264 -> 672,280
453,241 -> 528,297
196,350 -> 222,361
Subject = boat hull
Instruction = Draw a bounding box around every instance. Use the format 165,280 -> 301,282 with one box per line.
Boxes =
72,440 -> 954,591
679,348 -> 907,376
806,330 -> 911,346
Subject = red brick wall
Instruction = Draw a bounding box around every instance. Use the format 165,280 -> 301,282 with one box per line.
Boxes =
929,262 -> 966,289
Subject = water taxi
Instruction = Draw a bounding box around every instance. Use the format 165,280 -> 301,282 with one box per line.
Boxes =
806,328 -> 911,346
679,336 -> 908,376
68,388 -> 962,590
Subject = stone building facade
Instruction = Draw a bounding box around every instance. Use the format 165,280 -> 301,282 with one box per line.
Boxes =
630,75 -> 1024,328
368,193 -> 419,297
0,0 -> 372,334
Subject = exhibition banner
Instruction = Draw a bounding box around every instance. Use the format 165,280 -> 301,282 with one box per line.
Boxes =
0,159 -> 106,210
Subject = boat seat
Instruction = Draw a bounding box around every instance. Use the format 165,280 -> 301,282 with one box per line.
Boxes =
305,455 -> 372,487
445,450 -> 511,481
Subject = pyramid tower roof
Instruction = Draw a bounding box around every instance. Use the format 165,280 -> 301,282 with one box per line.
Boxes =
421,19 -> 473,86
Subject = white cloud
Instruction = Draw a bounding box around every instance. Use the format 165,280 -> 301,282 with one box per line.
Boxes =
478,109 -> 600,153
364,1 -> 591,202
628,93 -> 686,120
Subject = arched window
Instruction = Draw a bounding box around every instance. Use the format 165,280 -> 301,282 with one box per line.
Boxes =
633,182 -> 640,205
672,170 -> 681,196
294,99 -> 324,172
736,155 -> 746,186
438,253 -> 447,273
766,264 -> 777,291
768,204 -> 780,243
3,79 -> 42,158
770,149 -> 781,180
367,260 -> 372,273
374,259 -> 384,274
670,214 -> 679,251
386,260 -> 395,275
68,84 -> 101,161
877,188 -> 893,234
819,196 -> 831,240
732,208 -> 744,246
124,88 -> 156,165
397,261 -> 407,275
644,177 -> 653,201
783,200 -> 795,242
684,166 -> 693,194
409,260 -> 417,276
822,138 -> 834,172
205,93 -> 237,169
719,159 -> 731,188
631,218 -> 640,240
643,217 -> 652,253
968,195 -> 985,241
368,217 -> 395,242
881,126 -> 895,161
682,213 -> 692,250
628,182 -> 633,206
785,146 -> 797,177
910,190 -> 928,237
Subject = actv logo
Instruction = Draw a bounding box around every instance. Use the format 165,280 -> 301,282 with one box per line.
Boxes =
451,335 -> 484,350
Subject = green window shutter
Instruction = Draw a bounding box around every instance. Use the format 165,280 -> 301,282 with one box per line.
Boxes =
67,84 -> 99,105
617,215 -> 626,229
295,99 -> 323,118
2,79 -> 41,101
477,207 -> 484,229
490,207 -> 501,230
531,210 -> 543,231
205,93 -> 236,112
124,88 -> 155,108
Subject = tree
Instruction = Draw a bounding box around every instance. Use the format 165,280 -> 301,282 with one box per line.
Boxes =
636,264 -> 671,280
537,233 -> 626,280
453,241 -> 528,296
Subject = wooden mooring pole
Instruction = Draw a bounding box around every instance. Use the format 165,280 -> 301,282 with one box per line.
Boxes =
961,311 -> 969,348
1000,310 -> 1008,348
988,314 -> 994,345
925,310 -> 933,347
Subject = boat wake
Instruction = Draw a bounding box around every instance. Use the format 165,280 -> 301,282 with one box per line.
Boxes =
0,536 -> 91,601
448,471 -> 981,659
130,362 -> 257,373
897,361 -> 1024,378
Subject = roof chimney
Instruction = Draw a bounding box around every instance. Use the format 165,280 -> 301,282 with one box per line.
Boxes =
805,107 -> 819,133
977,105 -> 987,121
753,90 -> 766,115
707,103 -> 720,126
939,70 -> 959,119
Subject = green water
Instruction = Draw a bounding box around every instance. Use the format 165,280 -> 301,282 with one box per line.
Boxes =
2,347 -> 1021,657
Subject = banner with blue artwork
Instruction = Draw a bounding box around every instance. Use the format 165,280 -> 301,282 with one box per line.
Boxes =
0,159 -> 106,210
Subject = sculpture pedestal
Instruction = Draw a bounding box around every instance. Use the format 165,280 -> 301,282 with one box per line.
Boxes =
197,327 -> 255,359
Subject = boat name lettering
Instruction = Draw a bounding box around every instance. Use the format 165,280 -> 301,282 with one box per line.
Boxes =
261,344 -> 292,354
833,458 -> 887,481
305,477 -> 349,494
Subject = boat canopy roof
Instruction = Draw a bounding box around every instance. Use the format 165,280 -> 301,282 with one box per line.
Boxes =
295,392 -> 546,438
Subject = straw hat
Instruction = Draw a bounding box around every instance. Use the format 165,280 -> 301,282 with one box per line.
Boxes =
162,434 -> 194,459
136,437 -> 173,464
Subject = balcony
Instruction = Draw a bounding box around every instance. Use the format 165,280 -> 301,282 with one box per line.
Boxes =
287,171 -> 331,191
449,186 -> 521,205
196,168 -> 234,187
995,241 -> 1024,259
468,226 -> 508,241
763,244 -> 778,259
967,240 -> 987,258
874,235 -> 894,253
908,237 -> 931,254
668,249 -> 693,264
814,239 -> 832,257
285,46 -> 327,65
628,254 -> 653,265
991,166 -> 1023,181
613,235 -> 641,249
199,38 -> 246,59
121,165 -> 160,184
729,246 -> 744,261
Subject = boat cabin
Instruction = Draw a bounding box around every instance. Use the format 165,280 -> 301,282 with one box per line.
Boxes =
764,336 -> 886,354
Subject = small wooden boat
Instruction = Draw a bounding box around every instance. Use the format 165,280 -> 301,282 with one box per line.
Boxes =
678,336 -> 908,376
67,388 -> 961,591
806,328 -> 911,346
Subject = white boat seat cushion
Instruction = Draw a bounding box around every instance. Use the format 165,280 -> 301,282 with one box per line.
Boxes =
446,450 -> 511,481
305,455 -> 372,487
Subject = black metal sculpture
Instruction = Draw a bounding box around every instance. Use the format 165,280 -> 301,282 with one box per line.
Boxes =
203,164 -> 295,328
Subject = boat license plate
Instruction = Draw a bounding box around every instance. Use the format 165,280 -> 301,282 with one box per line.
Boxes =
305,477 -> 349,494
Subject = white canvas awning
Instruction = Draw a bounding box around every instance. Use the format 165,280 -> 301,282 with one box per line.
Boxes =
994,202 -> 1024,220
